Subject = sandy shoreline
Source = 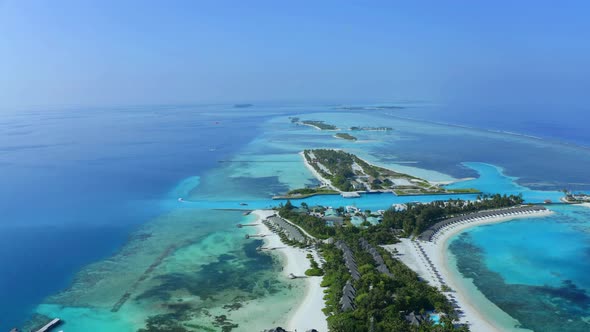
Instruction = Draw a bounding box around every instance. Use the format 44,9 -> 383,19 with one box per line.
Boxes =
299,151 -> 340,192
299,149 -> 473,192
250,210 -> 328,332
385,209 -> 553,332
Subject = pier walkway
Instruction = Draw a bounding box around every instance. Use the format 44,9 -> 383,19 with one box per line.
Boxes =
35,318 -> 61,332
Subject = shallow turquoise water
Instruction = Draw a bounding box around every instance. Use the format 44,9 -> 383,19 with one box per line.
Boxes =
4,104 -> 590,331
449,205 -> 590,331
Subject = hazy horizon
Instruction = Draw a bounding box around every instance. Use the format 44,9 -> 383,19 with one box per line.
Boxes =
1,1 -> 589,110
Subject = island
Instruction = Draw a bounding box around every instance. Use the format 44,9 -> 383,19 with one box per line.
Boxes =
349,126 -> 392,131
334,133 -> 358,141
300,120 -> 338,130
333,105 -> 406,110
233,103 -> 253,108
561,190 -> 590,203
298,149 -> 479,195
253,193 -> 538,331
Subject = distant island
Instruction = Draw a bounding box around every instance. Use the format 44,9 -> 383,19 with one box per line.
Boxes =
298,149 -> 479,195
334,105 -> 406,110
233,103 -> 253,108
289,117 -> 339,130
562,191 -> 590,203
334,133 -> 357,141
288,117 -> 393,133
350,126 -> 392,131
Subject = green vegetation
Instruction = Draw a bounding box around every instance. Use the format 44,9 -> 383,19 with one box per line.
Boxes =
322,242 -> 464,332
303,149 -> 480,195
305,254 -> 324,276
394,188 -> 481,196
335,133 -> 358,141
446,188 -> 481,194
276,187 -> 339,199
275,194 -> 524,331
304,149 -> 421,192
278,201 -> 335,239
301,120 -> 338,130
349,126 -> 393,131
382,194 -> 524,236
287,188 -> 339,195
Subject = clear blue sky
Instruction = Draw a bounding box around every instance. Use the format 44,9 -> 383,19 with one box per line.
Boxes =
1,0 -> 589,109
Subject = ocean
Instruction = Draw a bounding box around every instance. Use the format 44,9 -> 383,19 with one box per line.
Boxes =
0,103 -> 588,331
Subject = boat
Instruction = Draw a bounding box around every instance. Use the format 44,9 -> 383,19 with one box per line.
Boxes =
178,197 -> 184,202
240,202 -> 248,206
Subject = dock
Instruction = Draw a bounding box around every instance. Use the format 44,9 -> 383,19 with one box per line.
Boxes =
245,234 -> 267,239
35,318 -> 61,332
236,223 -> 259,228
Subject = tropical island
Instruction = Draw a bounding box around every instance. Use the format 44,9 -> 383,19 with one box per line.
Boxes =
291,149 -> 479,196
334,133 -> 358,141
561,191 -> 590,203
299,120 -> 339,130
349,126 -> 392,131
252,193 -> 544,331
333,105 -> 406,111
233,103 -> 254,108
290,117 -> 393,134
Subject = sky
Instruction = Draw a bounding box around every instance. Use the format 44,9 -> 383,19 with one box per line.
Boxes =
0,0 -> 589,110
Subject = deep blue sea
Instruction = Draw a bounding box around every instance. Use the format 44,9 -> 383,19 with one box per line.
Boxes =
0,102 -> 588,330
0,105 -> 266,327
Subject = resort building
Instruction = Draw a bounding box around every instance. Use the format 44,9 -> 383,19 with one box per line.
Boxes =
265,216 -> 306,243
335,240 -> 361,280
340,280 -> 356,311
359,238 -> 393,277
405,311 -> 427,326
418,206 -> 548,242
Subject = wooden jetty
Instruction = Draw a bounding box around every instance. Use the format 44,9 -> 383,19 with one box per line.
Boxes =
35,318 -> 61,332
245,234 -> 266,239
236,223 -> 259,228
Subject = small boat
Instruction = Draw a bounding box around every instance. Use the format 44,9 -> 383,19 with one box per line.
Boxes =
239,202 -> 248,206
178,198 -> 184,202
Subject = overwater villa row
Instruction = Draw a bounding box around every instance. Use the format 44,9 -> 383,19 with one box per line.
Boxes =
359,238 -> 393,277
418,205 -> 548,242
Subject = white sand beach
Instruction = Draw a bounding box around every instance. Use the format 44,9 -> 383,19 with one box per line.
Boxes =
300,151 -> 340,192
251,210 -> 328,332
384,209 -> 552,332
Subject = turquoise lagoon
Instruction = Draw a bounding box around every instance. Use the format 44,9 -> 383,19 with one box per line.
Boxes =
4,104 -> 589,331
448,205 -> 590,332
